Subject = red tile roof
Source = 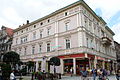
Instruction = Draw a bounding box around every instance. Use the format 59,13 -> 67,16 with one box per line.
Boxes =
6,27 -> 13,37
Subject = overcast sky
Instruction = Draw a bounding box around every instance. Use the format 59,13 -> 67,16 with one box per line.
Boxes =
0,0 -> 120,43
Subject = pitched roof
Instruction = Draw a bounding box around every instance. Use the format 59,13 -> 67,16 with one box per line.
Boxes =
6,27 -> 13,37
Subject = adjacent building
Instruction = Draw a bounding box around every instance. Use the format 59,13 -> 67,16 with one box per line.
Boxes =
11,0 -> 116,74
0,26 -> 13,61
114,41 -> 120,69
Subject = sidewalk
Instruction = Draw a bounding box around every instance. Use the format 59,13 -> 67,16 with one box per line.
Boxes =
16,75 -> 117,80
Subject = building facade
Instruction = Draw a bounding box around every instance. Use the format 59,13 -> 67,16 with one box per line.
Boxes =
12,0 -> 116,74
114,41 -> 120,69
0,26 -> 13,61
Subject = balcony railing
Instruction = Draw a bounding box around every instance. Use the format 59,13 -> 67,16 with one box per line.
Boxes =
101,37 -> 111,46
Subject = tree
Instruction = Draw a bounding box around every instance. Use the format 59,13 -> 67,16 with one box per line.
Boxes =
1,63 -> 11,80
49,57 -> 61,74
3,51 -> 20,68
26,61 -> 35,72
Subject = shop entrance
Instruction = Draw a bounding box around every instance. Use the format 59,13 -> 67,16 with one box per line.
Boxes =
76,58 -> 89,75
64,59 -> 73,74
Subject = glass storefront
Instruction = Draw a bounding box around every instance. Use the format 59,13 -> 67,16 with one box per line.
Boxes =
64,59 -> 73,74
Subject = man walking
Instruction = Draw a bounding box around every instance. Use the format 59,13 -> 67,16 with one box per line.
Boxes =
92,67 -> 97,80
80,68 -> 88,80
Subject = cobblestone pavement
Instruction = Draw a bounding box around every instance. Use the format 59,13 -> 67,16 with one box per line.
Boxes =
17,75 -> 117,80
59,75 -> 116,80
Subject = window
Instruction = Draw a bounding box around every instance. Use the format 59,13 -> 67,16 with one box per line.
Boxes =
66,39 -> 70,49
84,17 -> 88,28
21,36 -> 27,44
86,38 -> 88,47
40,31 -> 42,38
21,30 -> 23,33
65,12 -> 68,16
24,47 -> 27,55
19,48 -> 21,54
32,46 -> 35,54
48,19 -> 50,23
101,30 -> 104,37
65,23 -> 69,31
47,28 -> 50,35
33,32 -> 36,40
26,28 -> 28,31
47,43 -> 50,52
16,38 -> 18,44
34,25 -> 36,28
39,45 -> 42,53
40,22 -> 43,25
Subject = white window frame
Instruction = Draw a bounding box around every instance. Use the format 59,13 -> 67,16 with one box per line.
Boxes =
65,38 -> 70,49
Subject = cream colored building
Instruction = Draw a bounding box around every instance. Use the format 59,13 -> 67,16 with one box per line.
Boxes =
12,0 -> 116,74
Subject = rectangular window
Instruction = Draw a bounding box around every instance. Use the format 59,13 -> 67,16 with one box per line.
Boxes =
84,17 -> 88,28
32,46 -> 35,54
16,38 -> 18,44
65,23 -> 69,31
47,43 -> 50,52
66,39 -> 70,49
47,28 -> 50,35
21,36 -> 27,44
86,38 -> 88,47
39,45 -> 42,53
24,47 -> 27,55
33,32 -> 36,40
19,49 -> 21,55
40,31 -> 42,38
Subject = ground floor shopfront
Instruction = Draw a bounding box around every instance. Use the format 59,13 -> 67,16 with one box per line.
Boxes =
57,53 -> 116,75
23,53 -> 116,75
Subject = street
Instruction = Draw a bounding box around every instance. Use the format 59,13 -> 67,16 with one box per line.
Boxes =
18,75 -> 117,80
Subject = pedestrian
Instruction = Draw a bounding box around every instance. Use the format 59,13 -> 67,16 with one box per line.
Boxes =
80,68 -> 88,80
10,70 -> 16,80
92,67 -> 97,80
116,69 -> 120,80
97,69 -> 103,80
70,67 -> 73,77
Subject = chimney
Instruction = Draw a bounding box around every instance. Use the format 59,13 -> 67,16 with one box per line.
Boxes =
27,20 -> 29,24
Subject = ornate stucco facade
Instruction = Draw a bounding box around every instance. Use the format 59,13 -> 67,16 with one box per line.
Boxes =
0,26 -> 13,61
12,0 -> 116,74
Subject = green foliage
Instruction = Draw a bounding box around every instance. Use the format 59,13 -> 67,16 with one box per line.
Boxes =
3,51 -> 20,65
27,61 -> 34,69
49,57 -> 61,66
1,63 -> 11,80
20,67 -> 27,75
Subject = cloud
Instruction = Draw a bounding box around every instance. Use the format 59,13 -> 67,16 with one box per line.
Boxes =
85,0 -> 120,24
0,0 -> 120,43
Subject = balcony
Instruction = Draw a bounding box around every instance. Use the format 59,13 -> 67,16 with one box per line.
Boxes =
102,37 -> 111,46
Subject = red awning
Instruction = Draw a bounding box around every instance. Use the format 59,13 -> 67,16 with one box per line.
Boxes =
58,53 -> 85,59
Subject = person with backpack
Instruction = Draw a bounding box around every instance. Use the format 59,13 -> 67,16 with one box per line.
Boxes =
80,68 -> 88,80
92,67 -> 97,80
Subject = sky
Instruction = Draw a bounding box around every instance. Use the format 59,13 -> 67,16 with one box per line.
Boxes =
0,0 -> 120,43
